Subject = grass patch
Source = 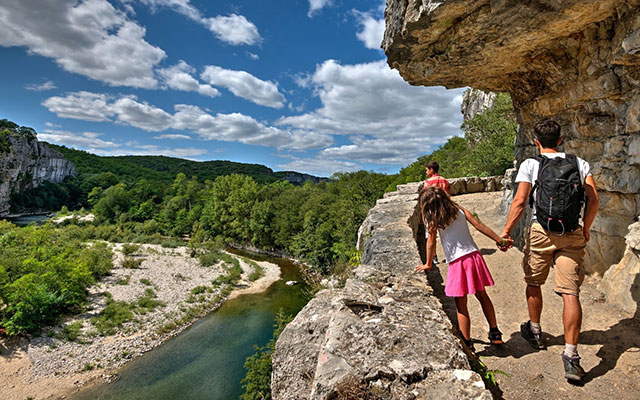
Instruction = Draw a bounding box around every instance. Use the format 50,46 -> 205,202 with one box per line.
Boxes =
62,321 -> 84,342
121,256 -> 143,269
121,243 -> 140,256
246,259 -> 265,282
117,275 -> 131,285
140,278 -> 152,286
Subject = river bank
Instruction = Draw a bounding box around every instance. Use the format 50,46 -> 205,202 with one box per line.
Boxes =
0,243 -> 281,400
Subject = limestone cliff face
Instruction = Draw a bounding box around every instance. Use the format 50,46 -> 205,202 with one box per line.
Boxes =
461,89 -> 495,121
0,130 -> 75,216
383,0 -> 640,275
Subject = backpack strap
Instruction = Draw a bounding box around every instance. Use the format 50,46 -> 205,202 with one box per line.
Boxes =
528,155 -> 546,208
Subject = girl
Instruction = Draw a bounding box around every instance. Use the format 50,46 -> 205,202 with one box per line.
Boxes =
415,186 -> 510,351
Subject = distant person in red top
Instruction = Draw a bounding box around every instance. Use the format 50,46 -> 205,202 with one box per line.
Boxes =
425,161 -> 450,193
423,161 -> 450,265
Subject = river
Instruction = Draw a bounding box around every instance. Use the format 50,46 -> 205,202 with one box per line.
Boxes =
71,249 -> 309,400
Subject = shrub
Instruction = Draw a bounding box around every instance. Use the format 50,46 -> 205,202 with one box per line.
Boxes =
121,257 -> 143,269
92,298 -> 134,336
62,321 -> 84,342
121,243 -> 140,256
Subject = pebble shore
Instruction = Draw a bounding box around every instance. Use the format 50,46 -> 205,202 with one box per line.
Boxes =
0,243 -> 281,400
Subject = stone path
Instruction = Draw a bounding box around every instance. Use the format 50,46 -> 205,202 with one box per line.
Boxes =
429,191 -> 640,400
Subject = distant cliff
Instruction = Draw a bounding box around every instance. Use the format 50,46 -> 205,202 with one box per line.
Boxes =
0,121 -> 75,216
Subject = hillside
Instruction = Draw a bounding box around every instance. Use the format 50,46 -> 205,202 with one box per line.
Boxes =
48,144 -> 327,185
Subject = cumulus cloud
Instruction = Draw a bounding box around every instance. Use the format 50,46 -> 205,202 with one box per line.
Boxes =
42,92 -> 330,150
25,80 -> 57,91
38,129 -> 120,151
42,92 -> 115,122
154,133 -> 192,140
141,0 -> 261,45
308,0 -> 332,18
157,61 -> 220,97
277,157 -> 359,177
201,66 -> 286,108
355,12 -> 384,50
0,0 -> 165,88
277,59 -> 465,163
111,97 -> 174,131
172,105 -> 332,150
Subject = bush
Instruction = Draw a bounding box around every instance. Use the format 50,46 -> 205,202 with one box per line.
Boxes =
240,310 -> 292,400
121,243 -> 140,256
62,321 -> 84,342
91,297 -> 134,336
121,257 -> 143,269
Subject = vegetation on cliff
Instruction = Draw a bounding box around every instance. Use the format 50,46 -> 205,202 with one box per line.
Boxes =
385,92 -> 516,190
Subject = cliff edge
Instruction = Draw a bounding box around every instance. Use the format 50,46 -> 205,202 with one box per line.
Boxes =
0,123 -> 75,216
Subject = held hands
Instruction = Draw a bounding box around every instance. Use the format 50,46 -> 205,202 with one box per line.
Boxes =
496,235 -> 513,252
415,264 -> 432,272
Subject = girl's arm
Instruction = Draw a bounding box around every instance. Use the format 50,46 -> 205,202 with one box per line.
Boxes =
461,207 -> 510,248
416,225 -> 437,272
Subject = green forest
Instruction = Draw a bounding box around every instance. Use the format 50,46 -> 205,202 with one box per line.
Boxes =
0,91 -> 516,338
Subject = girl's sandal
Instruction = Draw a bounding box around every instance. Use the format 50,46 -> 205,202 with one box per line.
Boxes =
488,328 -> 504,345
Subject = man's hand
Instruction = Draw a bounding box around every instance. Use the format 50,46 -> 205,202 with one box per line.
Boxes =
496,236 -> 513,252
415,264 -> 432,272
583,226 -> 590,242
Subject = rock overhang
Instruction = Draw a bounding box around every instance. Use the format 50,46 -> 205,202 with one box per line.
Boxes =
383,0 -> 636,92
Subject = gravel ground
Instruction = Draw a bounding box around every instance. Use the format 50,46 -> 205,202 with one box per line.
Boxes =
431,191 -> 640,400
0,243 -> 280,400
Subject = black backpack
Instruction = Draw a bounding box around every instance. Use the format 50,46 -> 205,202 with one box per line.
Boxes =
529,154 -> 585,234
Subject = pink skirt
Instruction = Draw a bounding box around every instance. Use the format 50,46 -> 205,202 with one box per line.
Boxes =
445,251 -> 495,297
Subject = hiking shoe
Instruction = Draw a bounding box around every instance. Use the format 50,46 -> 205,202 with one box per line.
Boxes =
562,353 -> 585,381
488,327 -> 504,345
520,321 -> 546,350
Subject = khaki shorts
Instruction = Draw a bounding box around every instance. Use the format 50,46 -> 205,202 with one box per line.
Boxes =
522,222 -> 586,296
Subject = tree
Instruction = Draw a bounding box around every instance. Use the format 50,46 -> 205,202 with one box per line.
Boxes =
240,310 -> 293,400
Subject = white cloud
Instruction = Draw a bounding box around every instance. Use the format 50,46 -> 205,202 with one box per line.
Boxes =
247,52 -> 259,60
141,1 -> 261,45
278,60 -> 464,151
277,157 -> 359,177
205,14 -> 261,46
25,80 -> 57,91
0,0 -> 165,88
154,134 -> 192,140
355,12 -> 384,50
42,92 -> 330,150
308,0 -> 332,18
112,143 -> 207,158
172,105 -> 332,150
42,92 -> 115,122
274,59 -> 465,167
201,66 -> 286,108
38,129 -> 120,150
111,97 -> 174,131
157,61 -> 220,97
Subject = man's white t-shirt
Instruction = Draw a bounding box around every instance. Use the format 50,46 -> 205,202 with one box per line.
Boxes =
515,152 -> 591,219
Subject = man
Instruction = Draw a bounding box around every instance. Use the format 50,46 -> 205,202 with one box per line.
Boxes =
501,118 -> 599,382
425,161 -> 450,193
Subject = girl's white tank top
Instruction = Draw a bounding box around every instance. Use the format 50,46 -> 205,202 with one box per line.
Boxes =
436,209 -> 478,263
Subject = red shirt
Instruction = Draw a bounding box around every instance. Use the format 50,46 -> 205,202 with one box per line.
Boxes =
425,174 -> 450,193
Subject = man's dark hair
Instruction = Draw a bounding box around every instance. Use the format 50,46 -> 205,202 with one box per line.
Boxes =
426,161 -> 439,173
534,118 -> 561,148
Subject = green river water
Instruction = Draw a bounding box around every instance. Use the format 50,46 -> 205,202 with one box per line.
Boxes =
71,249 -> 308,400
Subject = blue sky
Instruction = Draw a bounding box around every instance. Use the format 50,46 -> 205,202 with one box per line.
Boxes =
0,0 -> 465,177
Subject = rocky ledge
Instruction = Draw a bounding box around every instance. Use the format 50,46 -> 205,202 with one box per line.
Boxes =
272,182 -> 492,399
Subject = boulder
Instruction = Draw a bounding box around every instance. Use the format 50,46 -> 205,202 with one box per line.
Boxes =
602,220 -> 640,315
